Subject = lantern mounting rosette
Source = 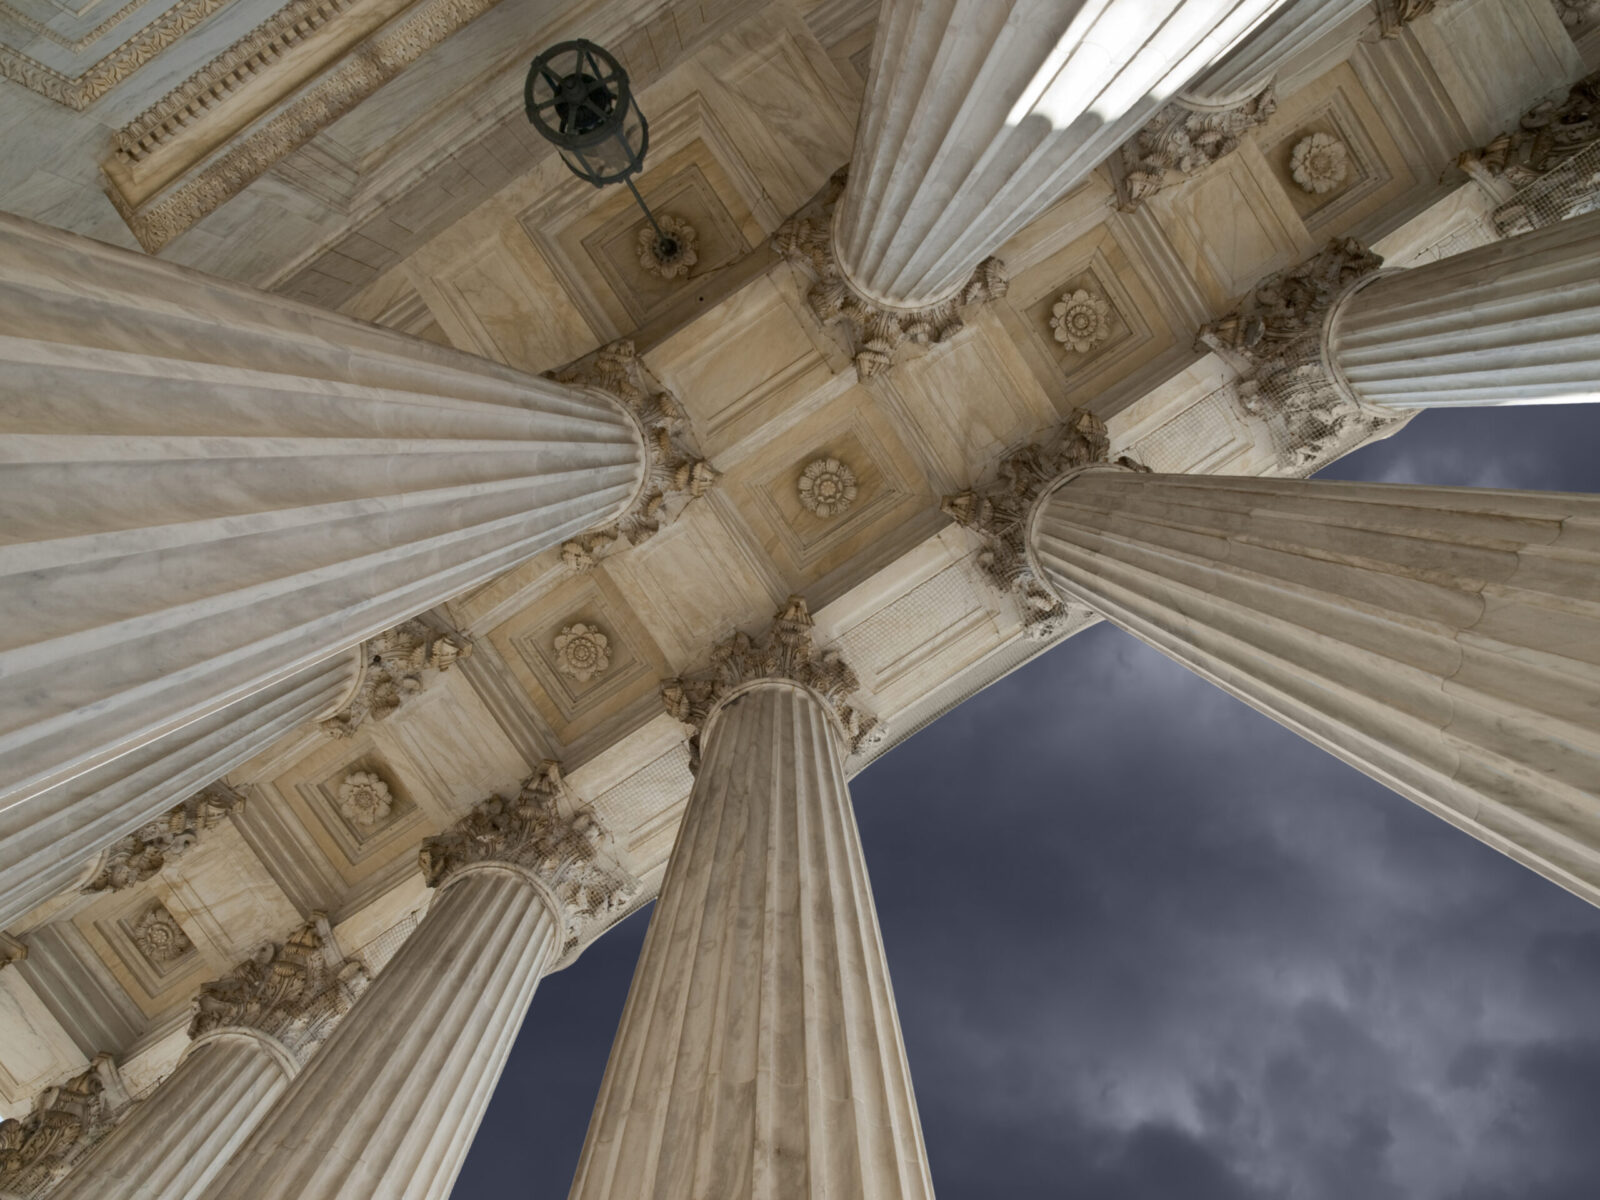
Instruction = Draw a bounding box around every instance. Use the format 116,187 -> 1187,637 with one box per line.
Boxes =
524,39 -> 683,264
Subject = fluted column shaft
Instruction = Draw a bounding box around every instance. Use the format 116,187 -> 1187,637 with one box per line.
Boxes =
1326,208 -> 1600,409
833,0 -> 1290,309
0,212 -> 645,825
0,650 -> 358,929
53,1031 -> 295,1200
1177,0 -> 1368,108
570,680 -> 931,1199
1029,466 -> 1600,905
197,867 -> 557,1200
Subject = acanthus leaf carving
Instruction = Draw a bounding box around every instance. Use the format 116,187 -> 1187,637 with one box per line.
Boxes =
1375,0 -> 1453,35
942,409 -> 1139,638
322,620 -> 471,738
1458,70 -> 1600,236
1196,238 -> 1401,469
661,596 -> 882,768
547,340 -> 716,572
82,781 -> 245,894
0,1055 -> 127,1196
189,913 -> 368,1059
418,763 -> 638,956
1115,85 -> 1277,209
773,168 -> 1009,380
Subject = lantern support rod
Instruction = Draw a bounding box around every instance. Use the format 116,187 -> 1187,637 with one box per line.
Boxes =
623,176 -> 675,253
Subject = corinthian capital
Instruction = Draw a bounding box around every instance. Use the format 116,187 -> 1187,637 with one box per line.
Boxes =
418,764 -> 637,955
662,596 -> 881,764
773,169 -> 1008,381
549,339 -> 717,572
82,781 -> 245,894
189,914 -> 367,1060
1458,69 -> 1600,234
0,1054 -> 127,1196
1196,238 -> 1396,468
322,620 -> 471,738
1114,85 -> 1277,209
942,410 -> 1137,638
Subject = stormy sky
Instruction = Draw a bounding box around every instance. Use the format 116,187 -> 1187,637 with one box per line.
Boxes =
452,403 -> 1600,1199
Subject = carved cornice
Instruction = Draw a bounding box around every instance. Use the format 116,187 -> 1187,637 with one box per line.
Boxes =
106,0 -> 502,251
81,782 -> 245,894
661,596 -> 881,765
321,620 -> 471,738
0,0 -> 232,110
0,1055 -> 127,1195
190,914 -> 367,1059
942,410 -> 1139,638
111,0 -> 359,165
1115,85 -> 1277,209
418,764 -> 638,954
1458,70 -> 1600,235
773,168 -> 1009,380
548,340 -> 717,572
1196,238 -> 1400,468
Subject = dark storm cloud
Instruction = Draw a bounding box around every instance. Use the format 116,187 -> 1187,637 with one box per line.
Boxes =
454,403 -> 1600,1199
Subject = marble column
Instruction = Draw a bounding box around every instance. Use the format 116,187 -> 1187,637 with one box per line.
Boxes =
569,598 -> 931,1199
0,650 -> 359,930
1324,207 -> 1600,409
1117,0 -> 1370,205
53,916 -> 361,1200
1027,464 -> 1600,906
195,766 -> 635,1200
0,213 -> 665,842
832,0 -> 1290,310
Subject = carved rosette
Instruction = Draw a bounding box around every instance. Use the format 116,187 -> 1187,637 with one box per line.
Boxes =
131,902 -> 193,967
1290,132 -> 1349,194
0,1055 -> 128,1196
81,781 -> 246,894
1115,85 -> 1277,209
321,620 -> 471,738
337,771 -> 393,827
773,169 -> 1009,380
636,215 -> 699,280
1196,237 -> 1398,468
942,409 -> 1140,638
189,914 -> 367,1061
661,596 -> 881,768
1458,70 -> 1600,235
797,457 -> 857,518
418,764 -> 638,956
548,340 -> 717,572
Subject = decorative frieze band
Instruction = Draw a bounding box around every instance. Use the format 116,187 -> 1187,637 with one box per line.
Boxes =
1195,237 -> 1402,468
418,764 -> 638,956
773,169 -> 1009,380
190,914 -> 367,1060
548,340 -> 716,573
321,620 -> 471,738
81,782 -> 245,894
0,1055 -> 128,1196
661,596 -> 881,765
942,410 -> 1140,638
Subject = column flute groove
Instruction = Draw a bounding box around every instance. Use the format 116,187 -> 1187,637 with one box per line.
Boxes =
195,765 -> 636,1200
570,600 -> 928,1199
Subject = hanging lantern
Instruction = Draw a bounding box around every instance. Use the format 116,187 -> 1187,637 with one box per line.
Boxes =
524,39 -> 649,188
